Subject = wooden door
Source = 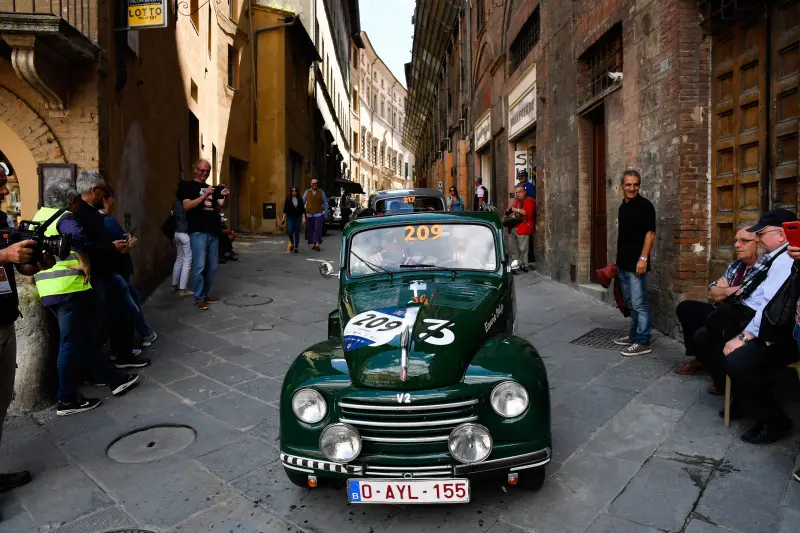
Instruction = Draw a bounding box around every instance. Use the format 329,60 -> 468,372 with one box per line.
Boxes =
770,2 -> 800,212
710,13 -> 768,280
590,110 -> 607,282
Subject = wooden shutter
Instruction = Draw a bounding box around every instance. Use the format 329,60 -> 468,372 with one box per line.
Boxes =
770,2 -> 800,212
710,13 -> 768,280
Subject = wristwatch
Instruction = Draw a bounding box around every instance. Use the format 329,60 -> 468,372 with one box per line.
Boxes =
639,256 -> 648,262
736,332 -> 751,343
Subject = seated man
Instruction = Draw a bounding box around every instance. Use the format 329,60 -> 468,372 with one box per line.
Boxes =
696,209 -> 798,444
675,223 -> 760,385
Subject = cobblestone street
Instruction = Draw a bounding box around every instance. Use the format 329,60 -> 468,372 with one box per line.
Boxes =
0,235 -> 798,533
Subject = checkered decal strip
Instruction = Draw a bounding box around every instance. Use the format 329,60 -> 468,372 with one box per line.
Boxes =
280,453 -> 363,474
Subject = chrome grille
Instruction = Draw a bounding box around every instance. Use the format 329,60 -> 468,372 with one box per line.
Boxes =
365,464 -> 454,478
338,396 -> 478,451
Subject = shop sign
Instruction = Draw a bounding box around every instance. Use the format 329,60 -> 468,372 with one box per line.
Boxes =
474,111 -> 491,151
514,151 -> 527,174
508,65 -> 537,140
128,0 -> 168,29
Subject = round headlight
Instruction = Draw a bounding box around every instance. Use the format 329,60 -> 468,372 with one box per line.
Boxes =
319,423 -> 361,463
291,389 -> 327,424
448,423 -> 492,464
490,381 -> 529,418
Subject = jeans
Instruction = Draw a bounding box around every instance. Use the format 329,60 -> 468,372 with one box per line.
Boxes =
617,269 -> 651,345
48,292 -> 121,402
122,274 -> 153,338
92,274 -> 137,360
676,300 -> 715,358
507,231 -> 529,266
286,216 -> 302,248
172,232 -> 191,289
190,232 -> 219,302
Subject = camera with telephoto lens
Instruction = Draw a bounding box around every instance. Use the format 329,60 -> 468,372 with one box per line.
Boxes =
213,184 -> 227,200
0,216 -> 72,265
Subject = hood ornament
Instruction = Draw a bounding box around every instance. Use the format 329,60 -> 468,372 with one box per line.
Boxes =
400,325 -> 412,381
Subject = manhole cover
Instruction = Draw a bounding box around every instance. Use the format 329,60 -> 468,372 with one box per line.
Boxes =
570,328 -> 628,351
107,425 -> 196,464
223,294 -> 274,307
104,530 -> 156,533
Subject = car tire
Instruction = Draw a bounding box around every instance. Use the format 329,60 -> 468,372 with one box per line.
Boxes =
519,467 -> 546,491
284,467 -> 311,488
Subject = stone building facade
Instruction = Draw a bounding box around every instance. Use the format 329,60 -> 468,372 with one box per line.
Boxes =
406,0 -> 782,338
353,31 -> 414,196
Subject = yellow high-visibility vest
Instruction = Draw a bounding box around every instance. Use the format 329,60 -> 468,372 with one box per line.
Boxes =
32,207 -> 92,298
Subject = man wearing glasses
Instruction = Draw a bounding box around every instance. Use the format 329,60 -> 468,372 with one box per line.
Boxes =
613,170 -> 657,356
674,223 -> 760,385
179,159 -> 229,310
303,179 -> 327,252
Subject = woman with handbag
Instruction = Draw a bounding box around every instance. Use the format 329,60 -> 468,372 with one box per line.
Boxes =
170,192 -> 192,297
505,184 -> 534,273
281,187 -> 305,254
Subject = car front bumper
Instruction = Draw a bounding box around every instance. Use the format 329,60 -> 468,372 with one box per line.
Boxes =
280,447 -> 551,480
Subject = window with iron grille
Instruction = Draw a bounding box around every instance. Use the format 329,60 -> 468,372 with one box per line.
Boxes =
582,23 -> 623,102
509,7 -> 540,73
361,127 -> 367,157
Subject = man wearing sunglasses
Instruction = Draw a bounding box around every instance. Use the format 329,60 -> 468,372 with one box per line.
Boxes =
179,159 -> 229,310
302,178 -> 327,252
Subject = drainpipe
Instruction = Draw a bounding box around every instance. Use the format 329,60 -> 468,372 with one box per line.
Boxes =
251,12 -> 298,142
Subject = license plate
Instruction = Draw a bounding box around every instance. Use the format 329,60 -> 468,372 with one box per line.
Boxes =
346,478 -> 470,504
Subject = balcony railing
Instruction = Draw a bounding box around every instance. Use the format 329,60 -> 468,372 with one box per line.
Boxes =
1,0 -> 95,41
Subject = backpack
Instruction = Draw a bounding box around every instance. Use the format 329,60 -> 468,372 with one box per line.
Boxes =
161,210 -> 176,239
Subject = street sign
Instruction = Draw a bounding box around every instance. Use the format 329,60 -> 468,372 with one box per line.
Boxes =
128,0 -> 168,29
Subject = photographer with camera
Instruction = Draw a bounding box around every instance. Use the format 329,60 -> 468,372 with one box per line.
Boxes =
0,164 -> 52,494
74,171 -> 150,370
33,181 -> 139,416
178,159 -> 229,311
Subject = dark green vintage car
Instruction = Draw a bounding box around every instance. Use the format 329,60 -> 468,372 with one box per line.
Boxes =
279,210 -> 551,504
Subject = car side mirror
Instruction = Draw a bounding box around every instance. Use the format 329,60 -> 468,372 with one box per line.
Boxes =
319,261 -> 339,279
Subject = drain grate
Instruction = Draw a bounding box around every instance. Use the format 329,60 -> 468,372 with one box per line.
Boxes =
569,328 -> 628,350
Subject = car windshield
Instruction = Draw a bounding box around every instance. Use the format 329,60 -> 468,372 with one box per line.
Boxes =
348,222 -> 498,277
375,196 -> 443,215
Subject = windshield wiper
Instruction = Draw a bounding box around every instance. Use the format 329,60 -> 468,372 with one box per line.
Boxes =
398,263 -> 437,268
350,250 -> 393,280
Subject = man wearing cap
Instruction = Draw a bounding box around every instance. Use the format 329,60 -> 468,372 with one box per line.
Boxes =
699,208 -> 797,444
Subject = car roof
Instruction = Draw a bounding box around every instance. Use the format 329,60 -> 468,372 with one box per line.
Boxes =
344,210 -> 503,235
369,188 -> 445,200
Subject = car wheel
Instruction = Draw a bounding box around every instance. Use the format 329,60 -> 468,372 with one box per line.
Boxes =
518,467 -> 546,491
284,467 -> 311,488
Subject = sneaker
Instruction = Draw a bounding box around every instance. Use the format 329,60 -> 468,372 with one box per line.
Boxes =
620,343 -> 652,356
741,418 -> 792,444
793,468 -> 800,482
196,300 -> 209,311
57,396 -> 101,416
613,335 -> 634,346
206,296 -> 220,304
179,289 -> 193,297
0,471 -> 31,491
111,374 -> 140,396
141,332 -> 158,347
114,355 -> 151,369
131,348 -> 142,357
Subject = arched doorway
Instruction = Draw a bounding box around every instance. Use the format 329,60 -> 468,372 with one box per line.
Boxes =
0,86 -> 66,221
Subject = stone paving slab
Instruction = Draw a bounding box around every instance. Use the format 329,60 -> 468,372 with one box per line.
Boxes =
0,236 -> 798,532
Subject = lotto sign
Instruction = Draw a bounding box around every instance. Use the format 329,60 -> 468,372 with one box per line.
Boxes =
128,0 -> 168,29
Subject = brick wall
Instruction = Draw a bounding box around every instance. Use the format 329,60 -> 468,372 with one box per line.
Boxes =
534,0 -> 710,338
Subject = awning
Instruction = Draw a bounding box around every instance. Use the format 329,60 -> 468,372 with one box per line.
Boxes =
334,178 -> 365,195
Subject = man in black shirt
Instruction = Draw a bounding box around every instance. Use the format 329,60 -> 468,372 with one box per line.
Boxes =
613,170 -> 656,356
178,159 -> 229,310
74,171 -> 150,369
0,164 -> 55,496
